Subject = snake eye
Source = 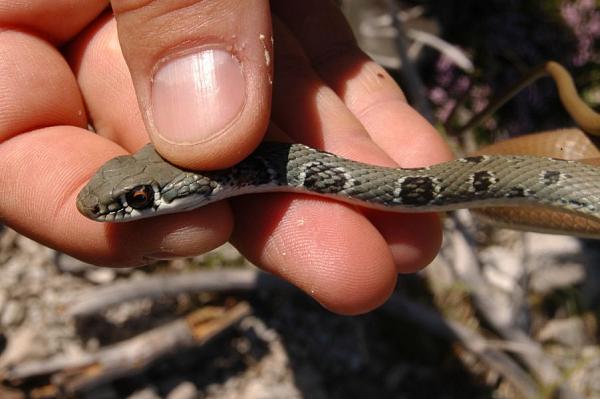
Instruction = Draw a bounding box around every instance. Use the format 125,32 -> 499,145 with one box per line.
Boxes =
126,185 -> 154,210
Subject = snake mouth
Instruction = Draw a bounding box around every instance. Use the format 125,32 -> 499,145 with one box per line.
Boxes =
76,187 -> 123,221
76,187 -> 99,220
76,198 -> 108,221
76,201 -> 131,222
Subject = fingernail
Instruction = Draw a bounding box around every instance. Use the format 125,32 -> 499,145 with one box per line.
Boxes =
151,49 -> 245,144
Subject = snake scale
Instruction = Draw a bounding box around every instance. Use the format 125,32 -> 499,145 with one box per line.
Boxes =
76,142 -> 600,238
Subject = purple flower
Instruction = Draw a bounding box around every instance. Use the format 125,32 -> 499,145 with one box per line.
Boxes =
561,0 -> 600,65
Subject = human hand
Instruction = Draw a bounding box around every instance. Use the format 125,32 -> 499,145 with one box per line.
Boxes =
0,0 -> 452,314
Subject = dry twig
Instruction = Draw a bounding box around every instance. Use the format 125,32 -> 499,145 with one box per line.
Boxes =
2,302 -> 251,394
69,269 -> 285,318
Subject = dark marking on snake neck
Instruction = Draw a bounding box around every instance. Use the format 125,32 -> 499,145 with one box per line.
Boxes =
397,176 -> 437,205
471,171 -> 497,193
232,157 -> 276,186
461,156 -> 487,163
302,162 -> 349,194
541,171 -> 562,186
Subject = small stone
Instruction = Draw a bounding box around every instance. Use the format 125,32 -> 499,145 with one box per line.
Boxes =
0,327 -> 43,368
538,317 -> 589,348
1,301 -> 25,327
85,268 -> 117,284
529,264 -> 585,294
480,246 -> 524,292
166,382 -> 199,399
524,233 -> 581,257
128,387 -> 161,399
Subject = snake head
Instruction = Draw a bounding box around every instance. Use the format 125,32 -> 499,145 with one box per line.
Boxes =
77,145 -> 183,222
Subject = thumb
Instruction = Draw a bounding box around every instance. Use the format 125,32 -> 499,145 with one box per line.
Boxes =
110,0 -> 273,169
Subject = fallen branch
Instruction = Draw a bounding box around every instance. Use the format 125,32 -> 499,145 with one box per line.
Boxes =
3,302 -> 251,394
68,269 -> 286,318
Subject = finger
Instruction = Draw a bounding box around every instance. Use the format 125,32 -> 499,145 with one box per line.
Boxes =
67,13 -> 149,152
0,0 -> 107,43
272,0 -> 453,166
110,0 -> 273,169
231,193 -> 397,315
270,18 -> 395,163
268,18 -> 442,272
0,30 -> 86,142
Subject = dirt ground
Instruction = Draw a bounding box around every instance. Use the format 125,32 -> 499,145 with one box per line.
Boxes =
1,222 -> 600,399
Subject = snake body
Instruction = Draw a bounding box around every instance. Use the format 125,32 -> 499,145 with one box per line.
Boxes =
76,142 -> 600,237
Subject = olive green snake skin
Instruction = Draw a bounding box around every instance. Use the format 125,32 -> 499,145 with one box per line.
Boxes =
76,142 -> 600,238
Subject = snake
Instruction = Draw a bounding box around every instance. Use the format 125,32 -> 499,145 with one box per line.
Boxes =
76,140 -> 600,238
76,62 -> 600,238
